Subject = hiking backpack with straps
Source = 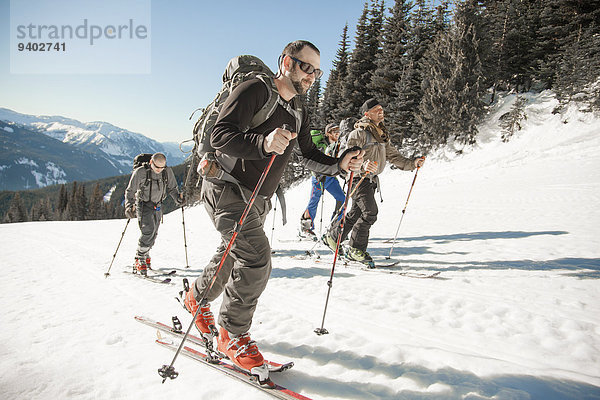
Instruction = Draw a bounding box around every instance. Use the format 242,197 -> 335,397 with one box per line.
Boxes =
310,129 -> 328,152
189,55 -> 303,179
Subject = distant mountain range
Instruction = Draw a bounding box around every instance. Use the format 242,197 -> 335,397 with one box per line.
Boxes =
0,108 -> 188,191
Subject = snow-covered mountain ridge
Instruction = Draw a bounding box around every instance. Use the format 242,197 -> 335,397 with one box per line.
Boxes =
0,108 -> 187,190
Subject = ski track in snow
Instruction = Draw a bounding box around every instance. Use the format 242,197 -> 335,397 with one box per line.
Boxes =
1,95 -> 599,399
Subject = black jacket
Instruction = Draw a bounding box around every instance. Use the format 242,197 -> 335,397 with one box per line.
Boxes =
211,79 -> 340,197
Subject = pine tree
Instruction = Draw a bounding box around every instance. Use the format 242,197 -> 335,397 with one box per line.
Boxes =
369,0 -> 413,142
68,182 -> 78,220
340,0 -> 384,117
44,198 -> 53,221
76,183 -> 88,220
500,96 -> 528,142
31,198 -> 52,221
322,23 -> 351,123
417,0 -> 486,150
57,184 -> 68,219
555,23 -> 600,110
30,201 -> 41,222
113,203 -> 125,220
549,0 -> 600,110
88,183 -> 105,220
390,0 -> 436,152
540,0 -> 600,90
432,0 -> 452,35
481,0 -> 542,95
3,192 -> 29,223
305,77 -> 323,129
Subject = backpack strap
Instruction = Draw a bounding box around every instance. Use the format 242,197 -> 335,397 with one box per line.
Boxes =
217,76 -> 303,175
277,96 -> 303,133
137,166 -> 152,203
245,75 -> 277,131
160,169 -> 168,202
248,75 -> 303,133
139,165 -> 169,203
140,165 -> 151,189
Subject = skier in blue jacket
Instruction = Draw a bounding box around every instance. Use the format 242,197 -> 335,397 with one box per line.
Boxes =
299,123 -> 346,240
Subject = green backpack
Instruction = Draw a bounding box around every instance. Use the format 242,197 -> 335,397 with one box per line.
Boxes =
310,129 -> 327,152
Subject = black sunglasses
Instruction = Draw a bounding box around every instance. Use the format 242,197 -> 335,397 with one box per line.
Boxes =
288,55 -> 323,79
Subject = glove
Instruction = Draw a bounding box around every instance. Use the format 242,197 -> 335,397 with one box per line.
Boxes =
125,205 -> 136,219
414,156 -> 425,168
175,193 -> 185,207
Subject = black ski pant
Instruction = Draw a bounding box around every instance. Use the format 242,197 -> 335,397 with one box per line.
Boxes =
136,201 -> 162,257
329,177 -> 378,252
192,179 -> 272,335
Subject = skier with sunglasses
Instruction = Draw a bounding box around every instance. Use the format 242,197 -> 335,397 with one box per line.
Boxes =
182,40 -> 365,379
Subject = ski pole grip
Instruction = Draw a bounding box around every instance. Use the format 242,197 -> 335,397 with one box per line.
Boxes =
282,123 -> 293,132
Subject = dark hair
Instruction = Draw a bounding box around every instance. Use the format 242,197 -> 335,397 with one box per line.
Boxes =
276,40 -> 320,78
281,40 -> 320,58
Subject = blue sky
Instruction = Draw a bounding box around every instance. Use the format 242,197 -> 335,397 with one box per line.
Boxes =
0,0 -> 367,143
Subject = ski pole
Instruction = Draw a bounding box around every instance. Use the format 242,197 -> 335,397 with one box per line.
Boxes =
348,175 -> 366,198
329,171 -> 370,222
104,218 -> 131,278
315,171 -> 354,336
270,197 -> 277,246
181,207 -> 190,268
269,199 -> 277,254
318,180 -> 325,236
387,162 -> 422,259
345,161 -> 377,199
158,126 -> 284,383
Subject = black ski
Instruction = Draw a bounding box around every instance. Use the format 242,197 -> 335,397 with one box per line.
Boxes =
156,338 -> 312,400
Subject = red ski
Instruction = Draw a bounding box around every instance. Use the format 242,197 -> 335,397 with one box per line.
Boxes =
135,315 -> 294,373
156,338 -> 312,400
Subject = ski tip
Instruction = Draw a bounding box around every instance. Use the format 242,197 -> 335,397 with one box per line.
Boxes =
156,337 -> 175,346
279,362 -> 294,372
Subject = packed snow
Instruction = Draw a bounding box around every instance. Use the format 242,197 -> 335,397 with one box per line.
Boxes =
0,93 -> 599,400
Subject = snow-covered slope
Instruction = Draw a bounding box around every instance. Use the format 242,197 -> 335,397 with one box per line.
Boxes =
0,92 -> 598,399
